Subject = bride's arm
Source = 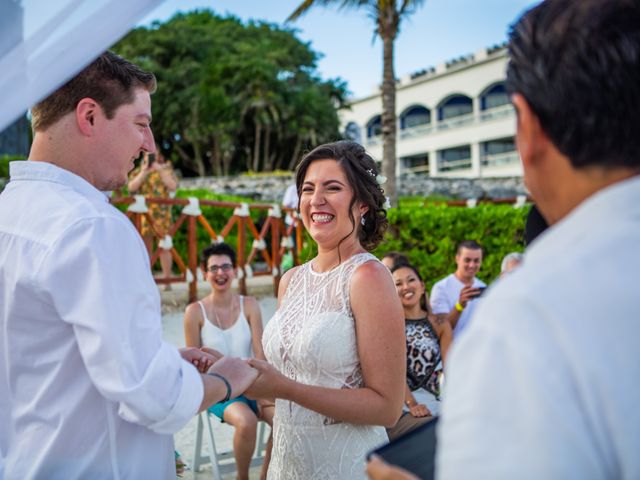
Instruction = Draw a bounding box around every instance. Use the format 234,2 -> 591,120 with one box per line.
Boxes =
246,261 -> 406,427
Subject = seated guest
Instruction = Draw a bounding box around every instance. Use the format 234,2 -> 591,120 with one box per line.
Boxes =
184,243 -> 273,480
386,263 -> 452,441
430,240 -> 486,337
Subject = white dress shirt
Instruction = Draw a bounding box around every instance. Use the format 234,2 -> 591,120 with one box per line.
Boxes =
437,175 -> 640,479
430,273 -> 486,336
0,161 -> 204,479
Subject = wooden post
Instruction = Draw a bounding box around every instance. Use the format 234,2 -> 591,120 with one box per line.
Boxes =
271,217 -> 280,295
295,218 -> 303,264
237,216 -> 247,295
188,215 -> 198,303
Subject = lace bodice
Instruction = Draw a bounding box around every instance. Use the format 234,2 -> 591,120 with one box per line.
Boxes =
263,252 -> 387,479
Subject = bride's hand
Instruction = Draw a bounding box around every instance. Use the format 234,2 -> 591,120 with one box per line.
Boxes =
244,359 -> 290,400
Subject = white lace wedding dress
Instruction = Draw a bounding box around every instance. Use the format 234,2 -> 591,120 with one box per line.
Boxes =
262,252 -> 388,479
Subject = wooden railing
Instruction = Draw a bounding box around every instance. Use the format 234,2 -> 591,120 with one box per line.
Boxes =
111,196 -> 303,302
439,195 -> 532,207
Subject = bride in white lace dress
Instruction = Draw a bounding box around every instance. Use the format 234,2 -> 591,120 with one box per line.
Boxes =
246,141 -> 406,479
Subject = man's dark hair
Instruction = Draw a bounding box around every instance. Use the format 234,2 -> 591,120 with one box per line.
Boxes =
456,240 -> 483,255
200,242 -> 237,268
31,51 -> 156,132
506,0 -> 640,170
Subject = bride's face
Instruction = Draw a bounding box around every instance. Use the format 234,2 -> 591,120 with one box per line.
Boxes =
299,159 -> 365,249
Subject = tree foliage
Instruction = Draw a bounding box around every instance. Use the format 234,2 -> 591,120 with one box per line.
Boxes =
113,10 -> 348,176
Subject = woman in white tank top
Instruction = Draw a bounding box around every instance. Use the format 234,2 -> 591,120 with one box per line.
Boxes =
184,243 -> 273,480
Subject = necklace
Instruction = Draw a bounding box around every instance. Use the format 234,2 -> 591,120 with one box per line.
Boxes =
204,294 -> 238,356
208,294 -> 237,330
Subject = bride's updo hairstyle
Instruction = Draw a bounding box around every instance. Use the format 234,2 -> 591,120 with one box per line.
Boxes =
295,140 -> 389,251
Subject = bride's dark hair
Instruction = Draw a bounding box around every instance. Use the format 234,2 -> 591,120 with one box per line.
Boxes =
295,140 -> 389,251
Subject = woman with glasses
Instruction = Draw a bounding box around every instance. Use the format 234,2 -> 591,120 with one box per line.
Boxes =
183,242 -> 273,480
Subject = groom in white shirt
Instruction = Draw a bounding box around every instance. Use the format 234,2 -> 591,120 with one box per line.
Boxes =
0,51 -> 257,479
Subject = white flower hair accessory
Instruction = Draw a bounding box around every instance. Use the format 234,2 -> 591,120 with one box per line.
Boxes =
366,169 -> 387,186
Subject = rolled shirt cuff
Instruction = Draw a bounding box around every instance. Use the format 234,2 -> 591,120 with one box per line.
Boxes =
148,352 -> 204,434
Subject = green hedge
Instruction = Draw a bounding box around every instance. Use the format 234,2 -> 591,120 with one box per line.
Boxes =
375,203 -> 529,290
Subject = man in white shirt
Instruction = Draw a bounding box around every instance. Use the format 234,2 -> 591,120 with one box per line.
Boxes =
430,240 -> 486,337
438,0 -> 640,478
0,51 -> 257,479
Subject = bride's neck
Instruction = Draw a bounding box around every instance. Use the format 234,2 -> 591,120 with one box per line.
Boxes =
314,238 -> 365,273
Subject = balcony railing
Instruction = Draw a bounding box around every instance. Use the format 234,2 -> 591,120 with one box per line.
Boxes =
481,151 -> 520,168
399,123 -> 433,140
364,104 -> 515,146
402,163 -> 430,175
437,157 -> 472,172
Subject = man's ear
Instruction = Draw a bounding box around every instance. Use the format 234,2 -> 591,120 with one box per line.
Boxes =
511,93 -> 550,169
76,98 -> 100,136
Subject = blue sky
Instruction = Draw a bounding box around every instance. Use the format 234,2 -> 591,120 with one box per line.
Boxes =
140,0 -> 539,99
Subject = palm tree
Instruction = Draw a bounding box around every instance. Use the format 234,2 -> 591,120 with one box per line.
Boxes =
288,0 -> 426,207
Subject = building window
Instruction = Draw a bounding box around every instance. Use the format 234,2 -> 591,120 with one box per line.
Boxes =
401,153 -> 429,175
366,115 -> 382,138
480,83 -> 509,110
400,106 -> 431,130
438,145 -> 471,171
481,137 -> 519,167
438,95 -> 473,121
344,122 -> 362,143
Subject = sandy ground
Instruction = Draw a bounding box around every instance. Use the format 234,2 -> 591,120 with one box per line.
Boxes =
161,281 -> 277,479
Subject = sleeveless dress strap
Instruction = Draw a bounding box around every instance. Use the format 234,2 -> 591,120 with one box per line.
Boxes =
197,301 -> 209,323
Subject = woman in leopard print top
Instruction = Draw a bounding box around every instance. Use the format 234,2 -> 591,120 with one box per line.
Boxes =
392,263 -> 452,419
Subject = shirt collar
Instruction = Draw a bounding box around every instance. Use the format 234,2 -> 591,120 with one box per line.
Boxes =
9,160 -> 110,203
527,174 -> 640,260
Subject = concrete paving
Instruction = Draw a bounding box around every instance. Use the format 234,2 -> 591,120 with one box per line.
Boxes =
160,280 -> 277,479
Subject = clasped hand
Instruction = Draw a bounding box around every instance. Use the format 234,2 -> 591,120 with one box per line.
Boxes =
180,348 -> 284,401
179,346 -> 221,372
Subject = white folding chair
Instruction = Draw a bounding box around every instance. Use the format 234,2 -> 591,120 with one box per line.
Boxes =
192,411 -> 269,479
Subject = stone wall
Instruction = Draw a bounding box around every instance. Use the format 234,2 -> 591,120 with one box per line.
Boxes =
178,174 -> 528,202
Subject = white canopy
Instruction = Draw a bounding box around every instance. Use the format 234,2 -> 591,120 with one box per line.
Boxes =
0,0 -> 163,132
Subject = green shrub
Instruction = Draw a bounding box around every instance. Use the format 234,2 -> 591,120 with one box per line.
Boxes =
375,203 -> 529,290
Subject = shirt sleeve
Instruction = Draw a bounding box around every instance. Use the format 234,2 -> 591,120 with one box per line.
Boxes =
282,185 -> 298,209
37,214 -> 203,435
430,279 -> 451,314
436,293 -> 603,479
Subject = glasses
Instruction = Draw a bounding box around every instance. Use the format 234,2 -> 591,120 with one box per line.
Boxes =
206,264 -> 234,274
